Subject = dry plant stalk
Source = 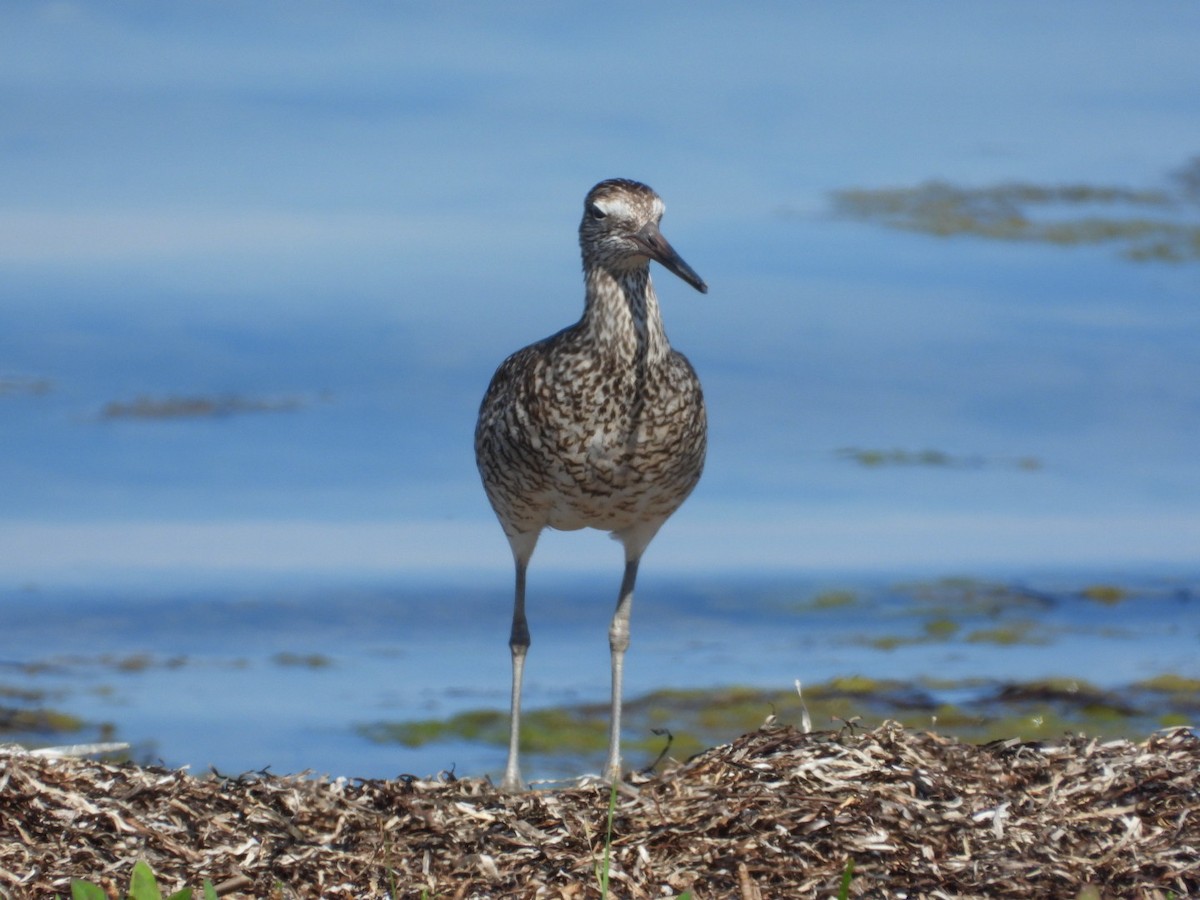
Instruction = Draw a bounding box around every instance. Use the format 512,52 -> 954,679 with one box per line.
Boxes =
1,723 -> 1197,898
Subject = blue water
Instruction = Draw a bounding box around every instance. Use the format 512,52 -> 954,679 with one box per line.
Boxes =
1,5 -> 1199,781
2,569 -> 1196,781
2,5 -> 1200,578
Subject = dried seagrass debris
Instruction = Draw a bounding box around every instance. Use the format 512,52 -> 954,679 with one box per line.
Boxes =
1,723 -> 1196,898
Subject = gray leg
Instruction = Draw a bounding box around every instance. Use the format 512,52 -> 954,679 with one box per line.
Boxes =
603,556 -> 640,783
502,555 -> 530,791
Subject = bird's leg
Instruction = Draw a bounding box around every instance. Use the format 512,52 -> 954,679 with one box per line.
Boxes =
502,555 -> 531,791
604,555 -> 640,783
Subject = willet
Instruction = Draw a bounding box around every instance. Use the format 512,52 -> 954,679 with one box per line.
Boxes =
475,178 -> 708,790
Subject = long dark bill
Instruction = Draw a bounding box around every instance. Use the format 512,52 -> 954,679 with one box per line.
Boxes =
634,222 -> 708,294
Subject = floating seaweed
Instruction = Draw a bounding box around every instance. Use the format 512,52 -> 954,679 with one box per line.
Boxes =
836,447 -> 1042,471
0,376 -> 53,397
829,155 -> 1200,263
99,394 -> 310,421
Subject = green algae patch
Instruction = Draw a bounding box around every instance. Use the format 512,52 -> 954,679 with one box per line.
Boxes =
806,589 -> 859,610
829,156 -> 1200,264
837,447 -> 959,468
1159,712 -> 1193,728
893,576 -> 1053,621
857,616 -> 961,651
1136,674 -> 1200,694
0,375 -> 53,396
965,620 -> 1049,646
835,447 -> 1041,472
866,634 -> 913,651
85,653 -> 191,674
358,685 -> 810,765
817,675 -> 897,696
857,577 -> 1050,649
1,708 -> 86,735
100,393 -> 311,421
272,652 -> 334,669
927,703 -> 983,729
357,680 -> 935,770
358,709 -> 510,749
0,684 -> 50,704
923,617 -> 960,639
1,682 -> 88,738
356,671 -> 1197,775
1081,584 -> 1129,605
111,654 -> 156,673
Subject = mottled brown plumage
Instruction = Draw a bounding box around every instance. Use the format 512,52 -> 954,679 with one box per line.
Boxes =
475,179 -> 707,789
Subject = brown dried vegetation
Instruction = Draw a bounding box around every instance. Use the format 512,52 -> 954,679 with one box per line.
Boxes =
2,723 -> 1197,898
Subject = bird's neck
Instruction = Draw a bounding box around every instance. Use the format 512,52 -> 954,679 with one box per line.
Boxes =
580,265 -> 670,364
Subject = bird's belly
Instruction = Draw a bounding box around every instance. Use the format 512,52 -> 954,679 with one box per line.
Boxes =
542,425 -> 703,532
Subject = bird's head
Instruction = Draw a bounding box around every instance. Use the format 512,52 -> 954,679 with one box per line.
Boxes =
579,179 -> 707,294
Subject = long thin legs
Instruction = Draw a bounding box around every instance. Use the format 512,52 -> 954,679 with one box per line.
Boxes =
503,526 -> 656,790
603,555 -> 641,783
502,535 -> 536,791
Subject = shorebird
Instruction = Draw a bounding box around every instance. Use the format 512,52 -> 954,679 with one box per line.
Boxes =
475,178 -> 708,790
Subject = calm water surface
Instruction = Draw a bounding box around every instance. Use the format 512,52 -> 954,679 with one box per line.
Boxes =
2,568 -> 1195,782
2,5 -> 1200,783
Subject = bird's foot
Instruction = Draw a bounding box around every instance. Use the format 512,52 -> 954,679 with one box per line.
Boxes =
499,772 -> 525,792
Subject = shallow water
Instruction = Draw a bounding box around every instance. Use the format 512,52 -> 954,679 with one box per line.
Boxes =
2,568 -> 1195,783
2,6 -> 1200,786
4,7 -> 1200,580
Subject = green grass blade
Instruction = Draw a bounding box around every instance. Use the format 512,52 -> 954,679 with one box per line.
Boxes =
70,882 -> 107,900
837,857 -> 855,899
128,862 -> 163,900
599,781 -> 618,898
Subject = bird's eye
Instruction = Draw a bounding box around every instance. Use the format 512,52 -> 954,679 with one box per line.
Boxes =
588,205 -> 607,220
